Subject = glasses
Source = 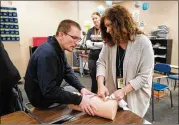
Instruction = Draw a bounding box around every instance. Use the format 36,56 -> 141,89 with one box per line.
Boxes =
64,32 -> 82,42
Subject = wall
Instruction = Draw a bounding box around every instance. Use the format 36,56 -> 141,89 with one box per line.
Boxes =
1,1 -> 178,76
1,1 -> 106,76
118,1 -> 178,66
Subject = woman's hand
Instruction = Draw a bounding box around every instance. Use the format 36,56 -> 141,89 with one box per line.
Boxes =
112,89 -> 125,101
97,75 -> 109,101
97,85 -> 109,101
112,84 -> 133,101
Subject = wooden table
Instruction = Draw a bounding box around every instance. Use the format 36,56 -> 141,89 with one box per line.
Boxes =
1,105 -> 150,124
65,108 -> 146,124
171,68 -> 178,74
1,111 -> 38,124
27,104 -> 150,124
29,104 -> 81,123
170,65 -> 178,69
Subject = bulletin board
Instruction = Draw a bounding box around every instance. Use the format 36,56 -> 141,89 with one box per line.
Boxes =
0,7 -> 20,42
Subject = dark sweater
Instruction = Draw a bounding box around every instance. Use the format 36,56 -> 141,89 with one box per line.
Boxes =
24,36 -> 84,108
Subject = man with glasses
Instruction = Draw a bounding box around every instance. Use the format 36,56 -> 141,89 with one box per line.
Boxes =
25,19 -> 97,116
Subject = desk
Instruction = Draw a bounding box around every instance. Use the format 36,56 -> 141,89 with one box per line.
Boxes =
65,109 -> 147,124
79,53 -> 88,77
170,65 -> 178,74
1,105 -> 151,124
29,104 -> 81,123
170,65 -> 178,69
72,48 -> 89,77
171,68 -> 178,74
1,111 -> 38,124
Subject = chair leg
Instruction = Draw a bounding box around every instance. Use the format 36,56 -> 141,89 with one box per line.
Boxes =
167,88 -> 173,108
157,78 -> 160,83
15,84 -> 25,111
166,78 -> 169,85
174,80 -> 177,90
157,91 -> 160,102
152,86 -> 155,122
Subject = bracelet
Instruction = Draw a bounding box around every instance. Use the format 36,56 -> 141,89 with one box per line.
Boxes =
121,88 -> 126,96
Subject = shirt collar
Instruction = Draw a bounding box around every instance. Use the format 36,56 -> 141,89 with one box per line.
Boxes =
48,35 -> 64,54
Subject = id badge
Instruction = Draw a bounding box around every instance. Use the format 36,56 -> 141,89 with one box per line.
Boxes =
117,77 -> 124,89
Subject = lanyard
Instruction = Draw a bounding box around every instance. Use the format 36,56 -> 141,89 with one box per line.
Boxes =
117,46 -> 126,77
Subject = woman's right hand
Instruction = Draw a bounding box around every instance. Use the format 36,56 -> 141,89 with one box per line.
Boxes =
97,85 -> 109,101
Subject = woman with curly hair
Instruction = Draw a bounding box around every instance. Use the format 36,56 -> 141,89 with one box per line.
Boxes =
96,4 -> 154,117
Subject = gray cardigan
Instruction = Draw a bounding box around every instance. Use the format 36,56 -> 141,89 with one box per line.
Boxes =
96,34 -> 154,117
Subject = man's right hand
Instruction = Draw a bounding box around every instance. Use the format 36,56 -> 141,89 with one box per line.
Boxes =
79,95 -> 97,116
97,85 -> 109,101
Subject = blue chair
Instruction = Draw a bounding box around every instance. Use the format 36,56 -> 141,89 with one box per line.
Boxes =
168,74 -> 179,90
152,63 -> 173,108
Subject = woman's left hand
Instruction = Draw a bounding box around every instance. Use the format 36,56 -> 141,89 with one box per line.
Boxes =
112,89 -> 125,101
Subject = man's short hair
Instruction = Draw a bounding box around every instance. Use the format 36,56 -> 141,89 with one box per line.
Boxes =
56,19 -> 81,36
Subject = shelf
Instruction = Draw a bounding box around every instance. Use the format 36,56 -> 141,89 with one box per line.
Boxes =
150,39 -> 172,64
155,57 -> 166,59
154,55 -> 166,58
153,47 -> 166,50
155,58 -> 166,63
155,38 -> 168,40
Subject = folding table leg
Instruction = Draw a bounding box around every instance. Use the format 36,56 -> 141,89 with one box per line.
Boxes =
152,85 -> 155,123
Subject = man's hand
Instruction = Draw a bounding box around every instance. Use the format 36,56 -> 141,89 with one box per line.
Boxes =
80,88 -> 94,96
79,95 -> 97,116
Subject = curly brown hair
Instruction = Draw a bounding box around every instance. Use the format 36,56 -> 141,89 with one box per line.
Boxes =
100,4 -> 144,46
